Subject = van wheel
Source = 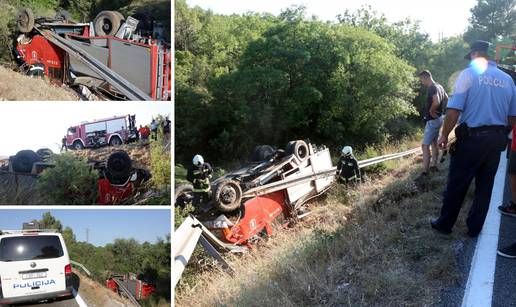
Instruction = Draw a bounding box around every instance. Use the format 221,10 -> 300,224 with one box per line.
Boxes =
72,141 -> 84,150
109,136 -> 122,146
107,151 -> 132,184
12,150 -> 41,173
94,11 -> 123,36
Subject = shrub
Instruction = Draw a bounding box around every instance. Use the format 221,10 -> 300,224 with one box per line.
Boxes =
37,153 -> 98,204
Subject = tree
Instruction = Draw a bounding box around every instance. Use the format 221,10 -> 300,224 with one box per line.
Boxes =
464,0 -> 516,43
37,154 -> 98,205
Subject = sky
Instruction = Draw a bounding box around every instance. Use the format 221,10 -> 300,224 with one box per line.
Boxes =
186,0 -> 477,42
0,209 -> 171,247
0,102 -> 171,156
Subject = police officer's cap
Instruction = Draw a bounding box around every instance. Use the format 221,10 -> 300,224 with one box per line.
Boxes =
464,40 -> 491,60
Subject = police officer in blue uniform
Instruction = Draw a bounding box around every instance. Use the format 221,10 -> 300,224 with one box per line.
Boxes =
431,41 -> 516,237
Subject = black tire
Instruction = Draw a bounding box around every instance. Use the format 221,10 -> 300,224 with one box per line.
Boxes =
94,11 -> 123,36
109,136 -> 122,146
12,150 -> 41,173
55,10 -> 71,21
72,141 -> 84,150
174,184 -> 194,208
286,140 -> 309,161
213,179 -> 242,212
107,151 -> 132,183
251,145 -> 275,162
17,8 -> 34,33
36,148 -> 53,159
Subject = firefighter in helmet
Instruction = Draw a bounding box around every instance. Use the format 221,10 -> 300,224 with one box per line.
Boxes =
187,154 -> 213,207
336,146 -> 361,184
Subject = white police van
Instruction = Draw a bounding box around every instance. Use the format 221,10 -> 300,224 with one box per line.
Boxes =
0,222 -> 74,305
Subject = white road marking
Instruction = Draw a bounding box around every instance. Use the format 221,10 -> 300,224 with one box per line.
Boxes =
461,150 -> 506,307
73,289 -> 88,307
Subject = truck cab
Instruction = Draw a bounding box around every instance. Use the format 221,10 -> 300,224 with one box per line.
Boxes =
0,223 -> 74,305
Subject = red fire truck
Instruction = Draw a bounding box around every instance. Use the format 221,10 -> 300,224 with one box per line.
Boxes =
14,8 -> 171,100
66,115 -> 138,150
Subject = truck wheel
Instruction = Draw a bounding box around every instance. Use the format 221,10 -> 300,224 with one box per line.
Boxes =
109,136 -> 122,146
213,179 -> 242,212
286,140 -> 309,162
107,151 -> 132,183
72,141 -> 84,150
17,8 -> 34,33
94,11 -> 123,36
55,10 -> 71,21
36,148 -> 53,159
175,184 -> 194,208
12,150 -> 41,173
251,145 -> 275,162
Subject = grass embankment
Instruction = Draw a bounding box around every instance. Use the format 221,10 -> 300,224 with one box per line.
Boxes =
0,66 -> 79,100
176,143 -> 475,306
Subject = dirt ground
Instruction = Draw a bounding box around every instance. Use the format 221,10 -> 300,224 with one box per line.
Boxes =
0,65 -> 79,100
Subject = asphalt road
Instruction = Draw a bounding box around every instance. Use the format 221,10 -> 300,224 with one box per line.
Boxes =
492,171 -> 516,307
440,156 -> 516,307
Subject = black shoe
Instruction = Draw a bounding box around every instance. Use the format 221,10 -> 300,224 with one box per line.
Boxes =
431,220 -> 452,235
498,202 -> 516,218
497,243 -> 516,258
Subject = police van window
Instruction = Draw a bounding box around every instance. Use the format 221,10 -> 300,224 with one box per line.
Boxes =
0,236 -> 64,262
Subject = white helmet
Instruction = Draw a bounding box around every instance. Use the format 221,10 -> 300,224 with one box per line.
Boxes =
193,154 -> 204,166
341,146 -> 353,156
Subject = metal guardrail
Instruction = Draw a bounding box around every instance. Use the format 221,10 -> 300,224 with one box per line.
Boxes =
70,260 -> 92,277
37,28 -> 152,101
112,277 -> 142,307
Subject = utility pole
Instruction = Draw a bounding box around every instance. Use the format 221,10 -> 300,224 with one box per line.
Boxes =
86,228 -> 89,243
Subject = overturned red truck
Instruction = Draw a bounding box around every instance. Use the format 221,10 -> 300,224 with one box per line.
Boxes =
106,273 -> 155,301
14,8 -> 171,100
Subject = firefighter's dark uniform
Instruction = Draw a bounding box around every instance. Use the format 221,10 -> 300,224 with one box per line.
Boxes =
337,155 -> 361,184
187,163 -> 213,206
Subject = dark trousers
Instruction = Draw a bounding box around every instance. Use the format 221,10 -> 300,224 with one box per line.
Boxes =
436,131 -> 507,234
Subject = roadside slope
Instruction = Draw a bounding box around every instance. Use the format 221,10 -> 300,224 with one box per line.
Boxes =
0,66 -> 78,101
176,155 -> 476,306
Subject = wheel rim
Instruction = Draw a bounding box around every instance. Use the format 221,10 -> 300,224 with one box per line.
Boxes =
102,18 -> 113,32
220,185 -> 237,205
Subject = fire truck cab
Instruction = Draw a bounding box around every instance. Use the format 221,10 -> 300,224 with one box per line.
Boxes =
66,115 -> 138,150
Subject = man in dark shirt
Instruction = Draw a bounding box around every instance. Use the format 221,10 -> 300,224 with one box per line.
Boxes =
419,70 -> 448,178
187,154 -> 213,207
336,146 -> 361,184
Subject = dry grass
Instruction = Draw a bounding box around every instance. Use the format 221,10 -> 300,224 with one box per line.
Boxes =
176,154 -> 474,306
74,270 -> 137,307
0,66 -> 78,101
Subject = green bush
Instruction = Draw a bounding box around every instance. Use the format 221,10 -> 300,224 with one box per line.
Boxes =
37,153 -> 98,205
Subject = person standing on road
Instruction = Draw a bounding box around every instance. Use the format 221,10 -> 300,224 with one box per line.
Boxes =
418,70 -> 448,179
61,136 -> 67,152
431,41 -> 516,237
336,146 -> 361,184
187,154 -> 213,208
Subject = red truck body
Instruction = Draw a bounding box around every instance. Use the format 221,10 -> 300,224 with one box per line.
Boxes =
66,115 -> 136,150
105,275 -> 155,300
